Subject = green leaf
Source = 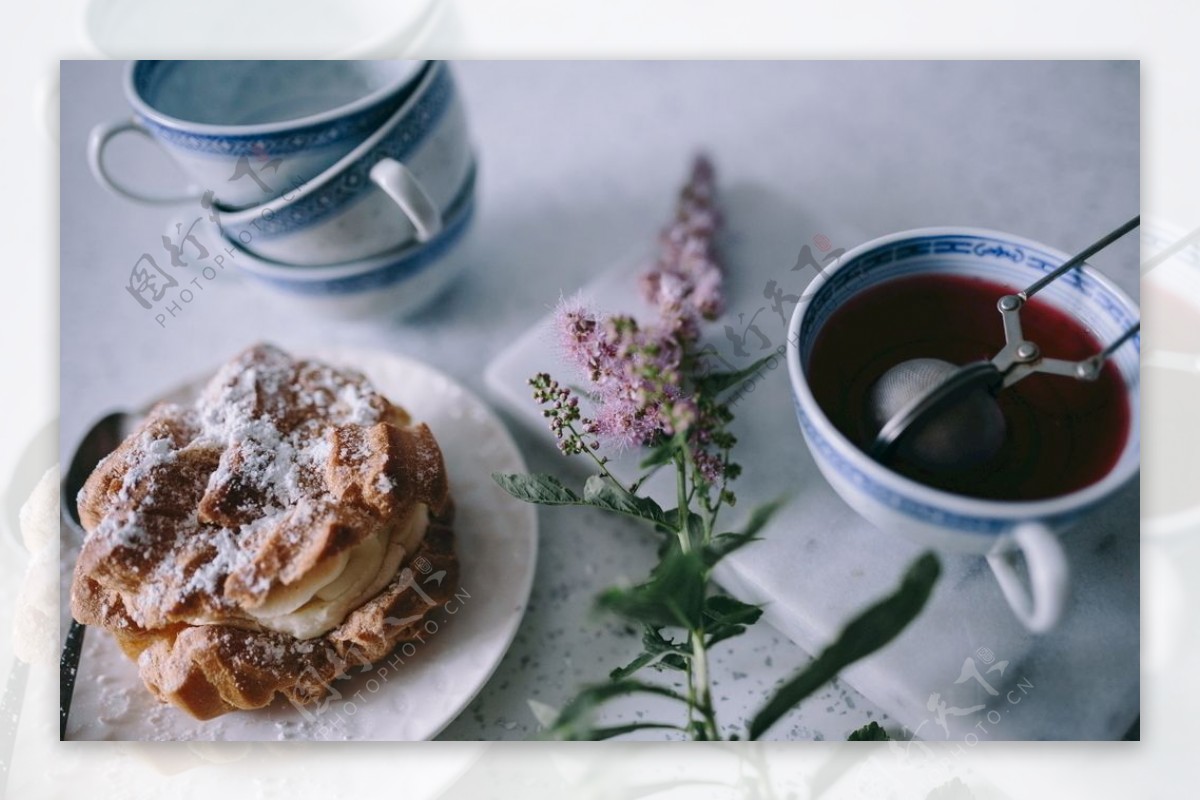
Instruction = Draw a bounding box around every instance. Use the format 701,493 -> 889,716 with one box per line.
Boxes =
584,722 -> 687,740
848,721 -> 890,741
494,472 -> 671,528
657,508 -> 682,537
548,679 -> 688,740
642,626 -> 687,655
609,651 -> 659,681
644,628 -> 690,671
583,475 -> 671,527
703,531 -> 759,566
685,511 -> 707,551
696,354 -> 776,395
703,497 -> 787,566
596,545 -> 708,629
702,595 -> 763,649
747,552 -> 941,740
609,626 -> 693,679
608,650 -> 690,680
659,653 -> 689,671
703,595 -> 763,628
706,625 -> 749,648
741,497 -> 788,538
655,531 -> 675,560
492,472 -> 581,505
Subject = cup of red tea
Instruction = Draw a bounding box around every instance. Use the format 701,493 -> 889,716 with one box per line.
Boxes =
786,227 -> 1140,632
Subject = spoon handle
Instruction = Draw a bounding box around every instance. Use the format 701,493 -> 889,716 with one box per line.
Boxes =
59,620 -> 86,740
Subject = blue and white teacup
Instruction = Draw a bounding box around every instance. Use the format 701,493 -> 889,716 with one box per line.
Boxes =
786,227 -> 1141,632
215,60 -> 472,266
222,162 -> 477,320
88,59 -> 426,209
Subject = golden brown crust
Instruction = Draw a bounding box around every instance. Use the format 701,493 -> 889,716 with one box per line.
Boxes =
69,344 -> 459,720
122,521 -> 458,721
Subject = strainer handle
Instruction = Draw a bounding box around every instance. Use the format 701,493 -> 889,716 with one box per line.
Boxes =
986,522 -> 1069,633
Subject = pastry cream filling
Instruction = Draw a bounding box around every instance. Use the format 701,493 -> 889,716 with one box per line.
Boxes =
184,504 -> 430,640
253,504 -> 429,639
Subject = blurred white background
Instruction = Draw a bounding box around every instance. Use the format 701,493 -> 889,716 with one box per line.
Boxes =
1,0 -> 1197,797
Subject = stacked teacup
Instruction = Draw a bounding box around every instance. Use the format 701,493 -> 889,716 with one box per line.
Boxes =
89,60 -> 475,318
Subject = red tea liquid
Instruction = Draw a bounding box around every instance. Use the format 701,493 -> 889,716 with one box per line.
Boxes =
806,274 -> 1131,501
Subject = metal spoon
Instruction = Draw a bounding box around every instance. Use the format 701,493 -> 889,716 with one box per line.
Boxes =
58,373 -> 205,738
59,410 -> 135,740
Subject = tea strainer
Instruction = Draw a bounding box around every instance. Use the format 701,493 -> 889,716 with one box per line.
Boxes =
868,216 -> 1141,472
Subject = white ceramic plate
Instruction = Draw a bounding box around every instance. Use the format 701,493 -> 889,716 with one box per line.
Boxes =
63,346 -> 537,741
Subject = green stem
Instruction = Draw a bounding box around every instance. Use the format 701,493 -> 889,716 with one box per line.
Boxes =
672,451 -> 718,738
706,445 -> 733,532
684,646 -> 697,734
674,451 -> 691,553
691,629 -> 719,739
668,447 -> 721,740
691,459 -> 706,514
567,420 -> 632,494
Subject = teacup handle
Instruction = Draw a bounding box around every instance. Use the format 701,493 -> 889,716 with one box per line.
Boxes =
986,522 -> 1069,633
369,158 -> 442,243
88,118 -> 201,205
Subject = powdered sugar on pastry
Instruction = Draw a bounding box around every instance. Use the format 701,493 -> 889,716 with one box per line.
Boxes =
70,343 -> 456,719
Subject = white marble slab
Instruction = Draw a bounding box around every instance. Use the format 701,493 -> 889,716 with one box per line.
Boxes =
485,180 -> 1140,741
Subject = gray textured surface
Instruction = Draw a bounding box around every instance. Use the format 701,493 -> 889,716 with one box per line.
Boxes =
59,60 -> 1137,741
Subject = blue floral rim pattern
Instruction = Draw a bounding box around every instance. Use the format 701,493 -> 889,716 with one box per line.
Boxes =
224,63 -> 455,238
792,232 -> 1140,535
132,61 -> 431,157
242,173 -> 475,296
799,234 -> 1141,363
